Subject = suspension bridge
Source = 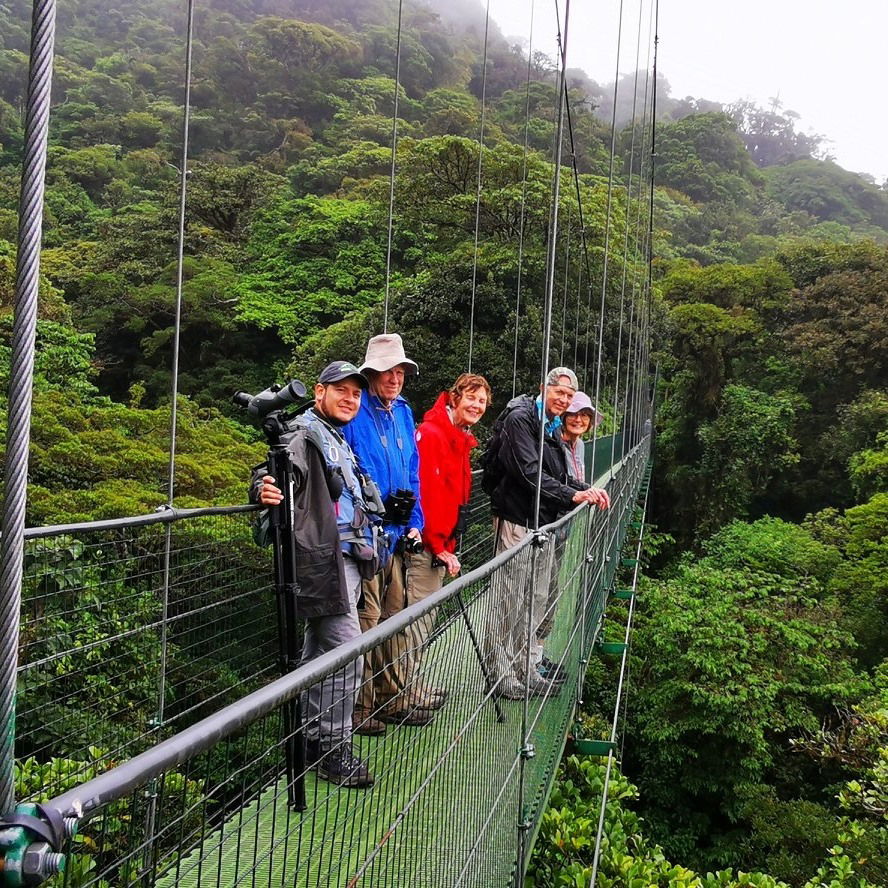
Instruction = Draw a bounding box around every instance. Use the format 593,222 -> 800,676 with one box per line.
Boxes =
0,0 -> 659,885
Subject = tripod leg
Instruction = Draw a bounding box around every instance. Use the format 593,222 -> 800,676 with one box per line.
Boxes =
289,698 -> 306,811
456,589 -> 505,723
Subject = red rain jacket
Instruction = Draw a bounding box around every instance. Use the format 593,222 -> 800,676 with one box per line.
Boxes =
415,392 -> 478,556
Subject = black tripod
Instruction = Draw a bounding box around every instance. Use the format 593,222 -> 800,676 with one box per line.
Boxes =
235,382 -> 308,811
266,439 -> 306,811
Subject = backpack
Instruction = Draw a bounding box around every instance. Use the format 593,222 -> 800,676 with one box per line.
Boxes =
480,396 -> 525,495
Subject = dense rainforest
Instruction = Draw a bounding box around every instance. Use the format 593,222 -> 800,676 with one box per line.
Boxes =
1,0 -> 886,884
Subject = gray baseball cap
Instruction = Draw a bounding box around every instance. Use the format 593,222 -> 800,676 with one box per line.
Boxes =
545,366 -> 578,389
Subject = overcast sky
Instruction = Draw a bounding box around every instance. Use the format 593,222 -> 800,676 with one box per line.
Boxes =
487,0 -> 887,184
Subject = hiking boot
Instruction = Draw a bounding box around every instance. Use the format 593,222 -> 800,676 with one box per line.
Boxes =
526,676 -> 561,698
379,706 -> 435,727
316,745 -> 374,788
538,656 -> 568,684
414,694 -> 447,712
353,715 -> 387,736
494,677 -> 561,701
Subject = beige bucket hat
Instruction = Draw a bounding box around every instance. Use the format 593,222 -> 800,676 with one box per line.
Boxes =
359,333 -> 419,375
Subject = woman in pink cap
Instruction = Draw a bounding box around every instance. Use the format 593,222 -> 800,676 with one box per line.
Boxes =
560,391 -> 602,483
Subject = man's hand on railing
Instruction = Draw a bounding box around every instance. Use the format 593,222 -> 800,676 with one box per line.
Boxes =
258,475 -> 284,506
572,487 -> 611,510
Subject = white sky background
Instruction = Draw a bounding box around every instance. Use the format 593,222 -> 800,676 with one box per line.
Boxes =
486,0 -> 888,184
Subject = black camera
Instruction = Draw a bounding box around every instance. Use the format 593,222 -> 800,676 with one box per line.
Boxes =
383,488 -> 416,525
397,534 -> 424,556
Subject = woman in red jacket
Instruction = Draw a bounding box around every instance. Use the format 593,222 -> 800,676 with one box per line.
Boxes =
397,373 -> 491,711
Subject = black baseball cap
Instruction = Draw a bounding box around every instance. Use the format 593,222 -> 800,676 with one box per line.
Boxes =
318,361 -> 369,388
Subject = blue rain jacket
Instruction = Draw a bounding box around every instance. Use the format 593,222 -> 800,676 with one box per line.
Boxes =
343,390 -> 424,552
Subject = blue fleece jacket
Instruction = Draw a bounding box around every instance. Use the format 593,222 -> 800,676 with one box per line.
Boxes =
343,390 -> 424,551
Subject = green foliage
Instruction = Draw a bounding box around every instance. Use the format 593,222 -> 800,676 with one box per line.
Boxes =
237,195 -> 385,343
530,755 -> 792,888
0,390 -> 264,524
765,160 -> 888,232
626,550 -> 865,868
701,517 -> 841,585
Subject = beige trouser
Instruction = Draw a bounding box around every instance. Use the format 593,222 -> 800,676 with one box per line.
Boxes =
485,518 -> 556,688
356,550 -> 444,717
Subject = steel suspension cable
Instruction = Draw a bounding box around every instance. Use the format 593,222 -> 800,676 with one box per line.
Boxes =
511,0 -> 537,397
608,0 -> 646,472
165,0 -> 195,511
588,0 -> 625,480
382,0 -> 405,334
623,2 -> 655,448
532,0 -> 570,534
558,207 -> 572,363
588,473 -> 651,888
0,0 -> 57,814
467,0 -> 492,373
518,2 -> 572,879
151,0 -> 197,837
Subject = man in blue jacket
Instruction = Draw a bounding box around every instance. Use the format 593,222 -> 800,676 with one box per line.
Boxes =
343,333 -> 430,735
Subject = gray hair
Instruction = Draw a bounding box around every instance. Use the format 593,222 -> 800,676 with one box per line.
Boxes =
545,366 -> 578,389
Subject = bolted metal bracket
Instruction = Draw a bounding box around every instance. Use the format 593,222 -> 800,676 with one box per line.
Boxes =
531,531 -> 549,548
0,803 -> 75,887
519,743 -> 536,760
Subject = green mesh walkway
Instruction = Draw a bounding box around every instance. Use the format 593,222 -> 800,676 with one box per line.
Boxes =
156,524 -> 591,888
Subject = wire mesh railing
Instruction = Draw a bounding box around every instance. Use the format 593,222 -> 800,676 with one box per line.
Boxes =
13,464 -> 502,803
16,506 -> 276,799
21,440 -> 649,888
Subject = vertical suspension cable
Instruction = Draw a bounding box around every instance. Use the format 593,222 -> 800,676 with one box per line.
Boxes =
517,3 -> 571,882
511,0 -> 536,398
608,0 -> 646,472
558,208 -> 572,363
588,0 -> 626,480
382,0 -> 405,333
467,0 -> 492,373
532,0 -> 570,533
145,0 -> 196,858
623,0 -> 655,448
0,0 -> 57,814
645,0 -> 659,432
165,0 -> 195,512
572,259 -> 583,369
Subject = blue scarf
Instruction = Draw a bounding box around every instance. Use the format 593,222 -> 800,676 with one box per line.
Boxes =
536,395 -> 562,437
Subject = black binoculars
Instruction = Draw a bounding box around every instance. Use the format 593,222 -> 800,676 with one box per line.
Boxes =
383,488 -> 416,526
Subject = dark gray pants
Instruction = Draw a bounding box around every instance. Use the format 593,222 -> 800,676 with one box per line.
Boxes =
302,558 -> 362,748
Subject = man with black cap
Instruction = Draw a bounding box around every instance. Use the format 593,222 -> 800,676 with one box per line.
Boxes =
255,361 -> 382,788
343,332 -> 430,735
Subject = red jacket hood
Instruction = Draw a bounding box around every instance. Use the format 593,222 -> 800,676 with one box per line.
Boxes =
415,392 -> 478,555
422,392 -> 479,449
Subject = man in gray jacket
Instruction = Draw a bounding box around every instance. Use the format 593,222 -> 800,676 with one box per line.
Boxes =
256,361 -> 380,788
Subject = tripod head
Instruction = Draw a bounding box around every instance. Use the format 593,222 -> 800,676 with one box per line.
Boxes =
233,380 -> 308,444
